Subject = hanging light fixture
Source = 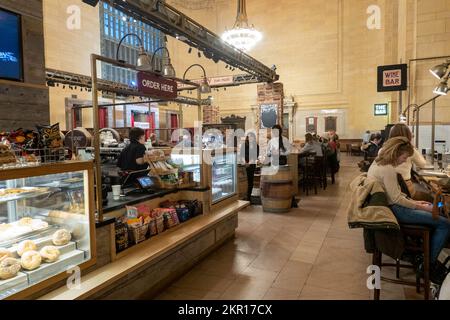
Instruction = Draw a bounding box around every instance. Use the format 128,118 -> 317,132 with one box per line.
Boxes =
221,0 -> 262,52
116,33 -> 152,72
430,60 -> 449,80
183,64 -> 211,94
433,76 -> 449,96
150,46 -> 176,78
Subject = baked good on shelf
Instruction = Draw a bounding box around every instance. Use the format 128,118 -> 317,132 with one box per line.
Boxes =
20,250 -> 41,270
0,223 -> 12,232
18,217 -> 33,226
39,246 -> 60,263
52,229 -> 71,246
0,257 -> 21,280
0,144 -> 16,165
30,219 -> 48,231
0,248 -> 12,262
17,240 -> 37,257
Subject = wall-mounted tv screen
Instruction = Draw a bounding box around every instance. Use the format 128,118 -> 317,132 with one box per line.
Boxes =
0,8 -> 22,81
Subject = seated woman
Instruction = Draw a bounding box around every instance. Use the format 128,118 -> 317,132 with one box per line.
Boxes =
368,136 -> 450,279
388,123 -> 430,201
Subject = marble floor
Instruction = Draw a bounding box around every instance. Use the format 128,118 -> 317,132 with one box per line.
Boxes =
155,155 -> 423,300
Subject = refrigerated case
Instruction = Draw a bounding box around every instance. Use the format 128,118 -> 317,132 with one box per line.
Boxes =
170,149 -> 201,184
211,151 -> 237,204
0,161 -> 96,299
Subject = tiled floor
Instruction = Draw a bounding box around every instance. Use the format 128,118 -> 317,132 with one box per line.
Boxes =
155,155 -> 423,300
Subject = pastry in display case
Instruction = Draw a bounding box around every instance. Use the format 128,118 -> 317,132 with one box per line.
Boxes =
0,162 -> 95,299
211,152 -> 237,204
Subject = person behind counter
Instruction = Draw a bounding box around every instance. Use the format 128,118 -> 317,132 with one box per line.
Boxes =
117,127 -> 149,177
239,132 -> 260,203
367,137 -> 450,280
266,124 -> 291,166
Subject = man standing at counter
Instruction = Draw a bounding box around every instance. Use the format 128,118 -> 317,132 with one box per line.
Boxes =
117,127 -> 148,175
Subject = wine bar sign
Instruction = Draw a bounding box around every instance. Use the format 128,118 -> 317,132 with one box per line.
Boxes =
377,64 -> 407,92
137,72 -> 177,99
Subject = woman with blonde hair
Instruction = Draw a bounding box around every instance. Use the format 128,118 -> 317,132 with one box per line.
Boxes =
368,137 -> 450,273
388,123 -> 428,200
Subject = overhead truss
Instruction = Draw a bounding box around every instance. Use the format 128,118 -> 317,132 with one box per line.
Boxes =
104,0 -> 279,83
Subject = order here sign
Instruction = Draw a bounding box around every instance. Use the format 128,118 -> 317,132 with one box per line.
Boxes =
377,64 -> 407,92
137,71 -> 178,99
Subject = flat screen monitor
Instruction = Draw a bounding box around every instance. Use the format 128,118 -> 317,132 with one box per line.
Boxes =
137,176 -> 156,190
0,8 -> 22,81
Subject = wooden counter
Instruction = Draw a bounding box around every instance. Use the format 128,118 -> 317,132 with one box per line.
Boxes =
39,200 -> 249,300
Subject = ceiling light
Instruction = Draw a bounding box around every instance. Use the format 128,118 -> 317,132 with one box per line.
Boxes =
221,0 -> 262,52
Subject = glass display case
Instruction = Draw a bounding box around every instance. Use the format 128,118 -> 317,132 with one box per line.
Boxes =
0,161 -> 95,299
211,152 -> 237,204
170,149 -> 201,183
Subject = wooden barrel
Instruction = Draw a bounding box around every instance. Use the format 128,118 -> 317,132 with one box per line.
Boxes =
260,166 -> 293,213
64,127 -> 93,151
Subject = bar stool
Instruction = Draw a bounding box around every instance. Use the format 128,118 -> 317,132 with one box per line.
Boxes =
372,224 -> 431,300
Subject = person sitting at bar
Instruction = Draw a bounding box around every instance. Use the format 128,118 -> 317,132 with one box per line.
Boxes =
388,123 -> 430,201
367,136 -> 450,280
239,132 -> 259,203
117,127 -> 149,180
362,133 -> 382,160
299,133 -> 323,157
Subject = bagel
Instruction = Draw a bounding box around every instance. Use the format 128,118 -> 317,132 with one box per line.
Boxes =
20,250 -> 41,270
17,240 -> 37,257
52,229 -> 71,246
0,248 -> 12,262
18,217 -> 33,226
0,258 -> 21,280
39,246 -> 60,263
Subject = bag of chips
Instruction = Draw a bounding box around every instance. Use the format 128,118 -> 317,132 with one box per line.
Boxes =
37,123 -> 62,149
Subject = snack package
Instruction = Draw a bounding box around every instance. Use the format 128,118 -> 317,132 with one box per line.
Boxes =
126,217 -> 143,227
126,206 -> 138,219
36,123 -> 62,149
136,204 -> 151,218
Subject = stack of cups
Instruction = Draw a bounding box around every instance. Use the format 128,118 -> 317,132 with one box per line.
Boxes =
112,185 -> 121,200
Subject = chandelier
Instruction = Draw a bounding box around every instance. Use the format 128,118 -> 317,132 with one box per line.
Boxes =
221,0 -> 262,52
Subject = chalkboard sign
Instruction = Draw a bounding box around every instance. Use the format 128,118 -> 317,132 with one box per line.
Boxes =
260,104 -> 278,129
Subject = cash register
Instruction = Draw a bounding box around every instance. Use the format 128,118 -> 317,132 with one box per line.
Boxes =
120,169 -> 158,195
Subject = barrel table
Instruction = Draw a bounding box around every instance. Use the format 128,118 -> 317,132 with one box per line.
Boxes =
260,165 -> 293,213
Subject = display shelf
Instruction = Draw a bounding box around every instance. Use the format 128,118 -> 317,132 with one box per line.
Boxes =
0,224 -> 59,248
0,187 -> 52,204
0,161 -> 96,299
212,175 -> 233,183
0,273 -> 28,299
25,250 -> 85,285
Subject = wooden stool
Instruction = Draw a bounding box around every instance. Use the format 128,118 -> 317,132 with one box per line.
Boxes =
372,224 -> 431,300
